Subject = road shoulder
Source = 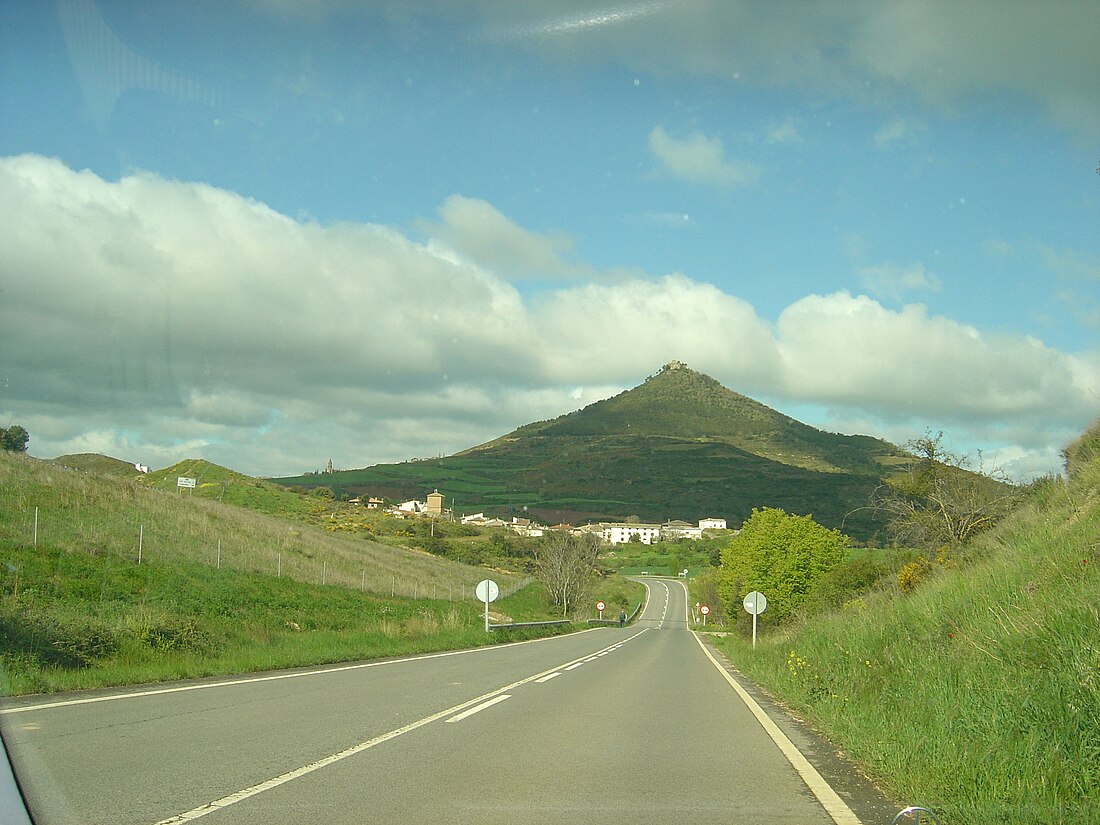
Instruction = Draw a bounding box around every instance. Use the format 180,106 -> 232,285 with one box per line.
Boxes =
692,632 -> 901,825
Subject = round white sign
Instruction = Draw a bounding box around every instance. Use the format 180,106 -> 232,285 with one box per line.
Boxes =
475,579 -> 499,603
700,605 -> 710,616
595,600 -> 606,612
743,591 -> 767,615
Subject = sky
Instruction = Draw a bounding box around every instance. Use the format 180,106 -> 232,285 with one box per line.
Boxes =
1,0 -> 1098,483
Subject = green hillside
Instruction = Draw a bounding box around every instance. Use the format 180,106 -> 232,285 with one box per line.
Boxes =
139,458 -> 316,517
714,418 -> 1100,823
0,452 -> 520,600
276,363 -> 907,539
0,451 -> 568,695
53,453 -> 144,478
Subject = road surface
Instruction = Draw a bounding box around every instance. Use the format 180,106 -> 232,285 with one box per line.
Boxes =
2,579 -> 895,824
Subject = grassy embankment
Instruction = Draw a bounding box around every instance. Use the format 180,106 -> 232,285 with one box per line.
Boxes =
0,452 -> 643,695
710,423 -> 1100,823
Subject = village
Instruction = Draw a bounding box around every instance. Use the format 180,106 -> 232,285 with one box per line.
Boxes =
347,488 -> 730,545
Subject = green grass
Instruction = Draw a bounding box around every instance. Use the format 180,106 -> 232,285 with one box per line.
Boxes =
713,464 -> 1100,823
0,543 -> 560,696
0,451 -> 642,694
0,452 -> 524,600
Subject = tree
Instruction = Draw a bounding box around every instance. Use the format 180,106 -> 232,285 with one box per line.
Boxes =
715,507 -> 848,625
1,425 -> 29,453
533,532 -> 600,618
871,431 -> 1020,550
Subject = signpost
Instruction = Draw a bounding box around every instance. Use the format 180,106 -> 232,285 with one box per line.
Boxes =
699,604 -> 710,627
596,600 -> 606,620
743,591 -> 767,649
177,476 -> 196,495
476,579 -> 499,632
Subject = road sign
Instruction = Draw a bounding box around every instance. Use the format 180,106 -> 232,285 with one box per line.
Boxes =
475,579 -> 499,603
743,591 -> 767,649
699,604 -> 710,627
177,476 -> 196,488
476,579 -> 499,633
596,600 -> 606,620
743,591 -> 767,615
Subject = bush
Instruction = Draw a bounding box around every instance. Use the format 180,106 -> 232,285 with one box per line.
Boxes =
716,507 -> 849,625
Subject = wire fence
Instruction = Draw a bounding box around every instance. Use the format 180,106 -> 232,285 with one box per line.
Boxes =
4,504 -> 531,604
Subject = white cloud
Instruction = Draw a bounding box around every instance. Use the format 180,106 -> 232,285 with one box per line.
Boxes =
639,211 -> 693,228
872,116 -> 922,147
647,126 -> 761,188
2,155 -> 1096,479
858,262 -> 941,302
418,195 -> 584,281
767,117 -> 802,144
465,2 -> 1100,138
774,291 -> 1098,430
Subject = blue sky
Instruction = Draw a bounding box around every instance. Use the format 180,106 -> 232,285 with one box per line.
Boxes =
1,1 -> 1098,482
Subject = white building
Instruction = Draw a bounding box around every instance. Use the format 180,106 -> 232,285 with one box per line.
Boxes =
663,520 -> 703,540
699,517 -> 727,530
599,522 -> 663,545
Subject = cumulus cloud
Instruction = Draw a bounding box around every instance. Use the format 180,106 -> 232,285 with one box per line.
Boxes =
418,195 -> 586,281
2,155 -> 1096,478
647,126 -> 761,188
774,292 -> 1098,430
858,262 -> 941,302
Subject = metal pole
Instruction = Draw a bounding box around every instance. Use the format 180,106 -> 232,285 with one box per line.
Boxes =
33,507 -> 38,547
138,525 -> 143,565
217,540 -> 221,569
752,611 -> 757,649
484,594 -> 489,632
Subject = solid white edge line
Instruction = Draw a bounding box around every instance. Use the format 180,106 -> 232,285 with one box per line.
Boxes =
1,627 -> 607,715
445,694 -> 511,722
689,631 -> 862,825
151,629 -> 649,824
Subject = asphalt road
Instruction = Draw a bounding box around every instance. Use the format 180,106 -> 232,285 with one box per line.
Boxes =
2,580 -> 896,824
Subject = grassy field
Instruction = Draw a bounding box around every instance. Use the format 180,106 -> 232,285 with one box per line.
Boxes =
0,543 -> 568,696
0,451 -> 643,695
0,452 -> 525,600
711,445 -> 1100,822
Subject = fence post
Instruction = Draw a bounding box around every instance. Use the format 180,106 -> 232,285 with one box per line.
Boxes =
33,506 -> 38,547
137,524 -> 143,564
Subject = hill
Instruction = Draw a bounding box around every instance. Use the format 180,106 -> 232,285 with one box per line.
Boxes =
276,362 -> 907,539
0,451 -> 520,601
713,417 -> 1100,823
139,458 -> 317,518
53,453 -> 144,478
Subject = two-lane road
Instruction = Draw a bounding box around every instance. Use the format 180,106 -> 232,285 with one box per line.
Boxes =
3,580 -> 892,823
